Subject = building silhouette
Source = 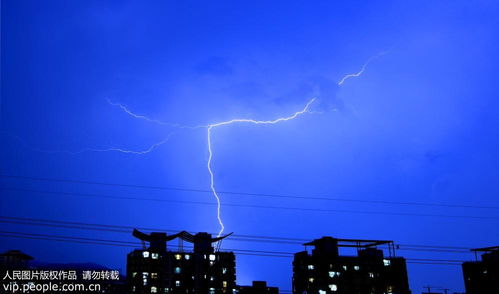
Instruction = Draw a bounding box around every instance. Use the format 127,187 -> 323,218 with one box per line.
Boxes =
292,236 -> 411,294
0,250 -> 33,270
238,281 -> 279,294
127,229 -> 236,294
462,246 -> 499,294
0,250 -> 33,294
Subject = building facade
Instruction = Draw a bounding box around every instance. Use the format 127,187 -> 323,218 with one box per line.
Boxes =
127,230 -> 236,294
462,246 -> 499,294
293,236 -> 411,294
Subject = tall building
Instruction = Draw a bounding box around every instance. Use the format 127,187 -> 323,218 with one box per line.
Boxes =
462,246 -> 499,294
292,236 -> 411,294
238,281 -> 279,294
127,229 -> 236,294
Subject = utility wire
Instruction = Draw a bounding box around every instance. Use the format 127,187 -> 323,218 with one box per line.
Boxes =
2,187 -> 498,221
0,231 -> 467,265
0,216 -> 306,242
0,219 -> 472,253
0,216 -> 479,255
2,174 -> 498,210
0,231 -> 292,256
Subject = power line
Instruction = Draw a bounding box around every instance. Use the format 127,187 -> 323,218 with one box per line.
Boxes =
0,218 -> 471,253
0,215 -> 306,243
2,174 -> 499,210
3,187 -> 499,221
0,215 -> 474,250
0,219 -> 302,245
0,216 -> 478,255
0,231 -> 467,265
4,215 -> 473,251
0,231 -> 292,257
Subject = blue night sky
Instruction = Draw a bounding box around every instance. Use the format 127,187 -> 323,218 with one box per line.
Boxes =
1,0 -> 499,292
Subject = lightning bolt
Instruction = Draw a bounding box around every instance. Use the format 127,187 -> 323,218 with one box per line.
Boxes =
7,134 -> 174,156
105,98 -> 317,237
106,98 -> 170,126
76,134 -> 174,155
206,47 -> 389,235
207,98 -> 316,236
337,50 -> 390,86
8,52 -> 387,238
106,99 -> 206,129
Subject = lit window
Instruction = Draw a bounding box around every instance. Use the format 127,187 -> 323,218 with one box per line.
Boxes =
132,272 -> 137,277
210,276 -> 214,281
329,284 -> 338,291
152,253 -> 159,259
209,288 -> 215,294
143,251 -> 150,258
151,286 -> 158,293
319,290 -> 326,294
132,286 -> 136,292
223,281 -> 227,288
175,254 -> 182,260
175,281 -> 180,287
308,277 -> 314,283
383,259 -> 391,266
209,254 -> 216,261
185,254 -> 190,260
308,265 -> 314,270
151,273 -> 158,279
222,268 -> 227,274
342,266 -> 347,271
369,272 -> 374,278
175,267 -> 181,274
329,271 -> 340,278
354,265 -> 360,271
